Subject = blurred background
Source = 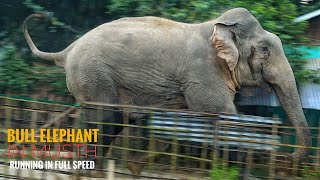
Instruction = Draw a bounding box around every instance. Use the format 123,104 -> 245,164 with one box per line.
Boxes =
1,1 -> 320,179
0,0 -> 320,121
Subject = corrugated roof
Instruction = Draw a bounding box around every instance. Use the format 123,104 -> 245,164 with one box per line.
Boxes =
238,87 -> 279,107
301,0 -> 314,5
238,58 -> 320,110
238,84 -> 320,110
305,58 -> 320,70
149,112 -> 281,150
299,83 -> 320,109
294,9 -> 320,22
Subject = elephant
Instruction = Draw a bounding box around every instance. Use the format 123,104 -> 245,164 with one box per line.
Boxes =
23,8 -> 310,175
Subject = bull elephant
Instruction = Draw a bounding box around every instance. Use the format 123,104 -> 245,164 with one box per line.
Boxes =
23,8 -> 310,176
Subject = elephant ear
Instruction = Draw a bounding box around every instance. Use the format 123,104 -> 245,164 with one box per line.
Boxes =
212,22 -> 239,71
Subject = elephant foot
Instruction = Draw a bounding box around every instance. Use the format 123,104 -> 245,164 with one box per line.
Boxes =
127,161 -> 145,176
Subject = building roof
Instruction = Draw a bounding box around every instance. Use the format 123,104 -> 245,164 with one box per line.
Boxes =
238,84 -> 320,110
305,58 -> 320,70
301,0 -> 315,5
294,9 -> 320,22
238,58 -> 320,110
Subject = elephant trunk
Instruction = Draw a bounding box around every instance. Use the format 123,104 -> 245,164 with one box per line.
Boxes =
271,71 -> 311,159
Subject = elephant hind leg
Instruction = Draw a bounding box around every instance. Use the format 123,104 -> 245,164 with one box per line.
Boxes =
81,107 -> 123,177
73,79 -> 124,169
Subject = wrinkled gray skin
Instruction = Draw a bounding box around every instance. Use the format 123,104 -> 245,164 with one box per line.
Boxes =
24,8 -> 310,175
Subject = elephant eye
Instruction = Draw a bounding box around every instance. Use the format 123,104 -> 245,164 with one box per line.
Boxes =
262,46 -> 268,52
259,46 -> 270,59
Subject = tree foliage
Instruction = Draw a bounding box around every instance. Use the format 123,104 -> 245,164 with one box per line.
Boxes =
108,0 -> 320,84
0,0 -> 318,97
217,0 -> 319,84
108,0 -> 222,22
210,160 -> 240,180
0,0 -> 108,96
0,45 -> 33,94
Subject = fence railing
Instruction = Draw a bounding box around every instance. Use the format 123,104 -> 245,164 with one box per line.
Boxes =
0,96 -> 320,179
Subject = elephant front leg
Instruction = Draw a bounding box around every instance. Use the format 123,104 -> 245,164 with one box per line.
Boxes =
183,83 -> 237,114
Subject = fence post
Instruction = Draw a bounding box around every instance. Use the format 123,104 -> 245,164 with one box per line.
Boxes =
245,148 -> 253,179
213,117 -> 220,164
122,109 -> 129,168
222,126 -> 229,166
269,115 -> 278,179
5,98 -> 12,129
5,98 -> 12,177
97,107 -> 105,177
29,101 -> 38,179
107,160 -> 115,180
200,115 -> 210,170
291,124 -> 299,177
147,112 -> 156,174
170,114 -> 179,176
30,111 -> 38,129
316,120 -> 320,169
74,107 -> 82,180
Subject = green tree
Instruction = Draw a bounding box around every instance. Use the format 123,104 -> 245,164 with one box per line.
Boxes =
108,0 -> 320,84
0,45 -> 33,94
0,0 -> 318,97
0,0 -> 109,97
220,0 -> 319,84
210,161 -> 240,180
108,0 -> 222,22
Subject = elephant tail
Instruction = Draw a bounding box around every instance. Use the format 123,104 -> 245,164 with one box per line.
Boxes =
23,14 -> 71,67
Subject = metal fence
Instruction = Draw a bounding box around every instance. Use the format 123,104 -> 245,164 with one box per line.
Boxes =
0,96 -> 320,179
